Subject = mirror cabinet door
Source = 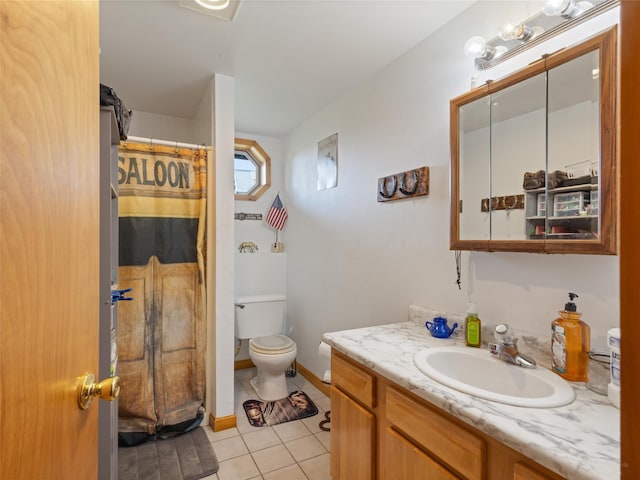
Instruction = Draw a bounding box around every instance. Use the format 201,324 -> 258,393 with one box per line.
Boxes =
545,49 -> 600,242
450,27 -> 616,254
458,96 -> 491,241
491,72 -> 547,241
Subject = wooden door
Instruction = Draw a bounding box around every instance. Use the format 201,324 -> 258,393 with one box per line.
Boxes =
0,1 -> 100,479
620,3 -> 640,479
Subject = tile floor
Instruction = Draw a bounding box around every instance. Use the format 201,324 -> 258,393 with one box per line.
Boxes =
201,367 -> 332,480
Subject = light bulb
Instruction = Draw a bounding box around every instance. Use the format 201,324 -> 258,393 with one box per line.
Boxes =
543,0 -> 593,18
572,1 -> 594,16
499,22 -> 534,42
464,36 -> 495,60
498,22 -> 518,41
543,0 -> 571,16
194,0 -> 230,10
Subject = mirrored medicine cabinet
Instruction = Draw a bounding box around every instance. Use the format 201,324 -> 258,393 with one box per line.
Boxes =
450,27 -> 617,255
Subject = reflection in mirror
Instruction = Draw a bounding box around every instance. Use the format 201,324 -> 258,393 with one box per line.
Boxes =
491,73 -> 547,241
546,49 -> 600,240
459,96 -> 491,241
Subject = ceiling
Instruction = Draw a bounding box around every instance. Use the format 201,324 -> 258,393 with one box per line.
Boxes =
99,0 -> 475,138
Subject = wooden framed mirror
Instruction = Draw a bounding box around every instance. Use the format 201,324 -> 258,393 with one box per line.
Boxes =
450,27 -> 617,255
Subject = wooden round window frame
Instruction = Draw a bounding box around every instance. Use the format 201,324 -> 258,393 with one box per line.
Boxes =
234,137 -> 271,201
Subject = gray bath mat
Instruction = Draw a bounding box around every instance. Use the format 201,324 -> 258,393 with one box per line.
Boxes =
118,427 -> 219,480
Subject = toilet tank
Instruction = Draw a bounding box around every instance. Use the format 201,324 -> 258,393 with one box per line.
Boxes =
235,294 -> 286,339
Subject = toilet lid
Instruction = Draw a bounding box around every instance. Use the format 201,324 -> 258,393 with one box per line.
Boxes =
250,335 -> 296,354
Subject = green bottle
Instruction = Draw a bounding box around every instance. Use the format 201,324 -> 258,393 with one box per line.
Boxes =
465,303 -> 482,347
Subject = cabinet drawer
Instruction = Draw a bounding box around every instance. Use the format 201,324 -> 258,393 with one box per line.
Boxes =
381,427 -> 459,480
514,462 -> 557,480
332,352 -> 376,408
386,386 -> 484,479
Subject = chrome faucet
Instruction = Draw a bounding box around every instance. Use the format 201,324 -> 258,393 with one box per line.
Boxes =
488,324 -> 537,368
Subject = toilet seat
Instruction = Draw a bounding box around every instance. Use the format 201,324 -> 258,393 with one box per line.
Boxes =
250,335 -> 296,355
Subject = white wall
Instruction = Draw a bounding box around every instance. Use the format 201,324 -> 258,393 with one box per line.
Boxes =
283,1 -> 620,378
128,86 -> 213,147
128,110 -> 199,145
211,74 -> 236,420
233,132 -> 287,359
194,86 -> 213,146
234,132 -> 286,252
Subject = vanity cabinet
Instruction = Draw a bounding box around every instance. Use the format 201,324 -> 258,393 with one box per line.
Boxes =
450,27 -> 617,254
331,350 -> 564,480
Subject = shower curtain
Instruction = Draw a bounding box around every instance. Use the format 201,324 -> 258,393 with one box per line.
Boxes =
116,141 -> 208,443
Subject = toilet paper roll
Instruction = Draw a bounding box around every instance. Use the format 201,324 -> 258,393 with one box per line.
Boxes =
318,341 -> 331,359
318,341 -> 332,384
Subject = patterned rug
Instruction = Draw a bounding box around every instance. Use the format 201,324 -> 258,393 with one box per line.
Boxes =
118,427 -> 218,480
243,390 -> 318,427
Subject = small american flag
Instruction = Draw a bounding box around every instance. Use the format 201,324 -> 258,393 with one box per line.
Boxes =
266,194 -> 288,231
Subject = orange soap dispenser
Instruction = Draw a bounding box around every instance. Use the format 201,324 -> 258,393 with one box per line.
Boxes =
551,292 -> 590,381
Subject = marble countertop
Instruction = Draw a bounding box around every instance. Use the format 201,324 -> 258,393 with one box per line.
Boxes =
321,308 -> 620,480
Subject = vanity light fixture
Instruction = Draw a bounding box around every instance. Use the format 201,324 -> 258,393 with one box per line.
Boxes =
542,0 -> 594,18
463,0 -> 615,70
194,0 -> 230,10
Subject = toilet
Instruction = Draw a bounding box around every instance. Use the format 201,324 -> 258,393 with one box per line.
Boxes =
235,294 -> 297,401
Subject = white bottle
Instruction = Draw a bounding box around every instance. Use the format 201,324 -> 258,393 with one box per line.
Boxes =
607,328 -> 621,408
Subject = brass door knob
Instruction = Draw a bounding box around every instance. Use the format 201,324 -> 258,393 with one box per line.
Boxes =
77,373 -> 120,410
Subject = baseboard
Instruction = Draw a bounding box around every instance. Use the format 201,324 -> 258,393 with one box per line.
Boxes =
295,362 -> 331,397
209,413 -> 237,432
234,357 -> 331,397
234,358 -> 255,370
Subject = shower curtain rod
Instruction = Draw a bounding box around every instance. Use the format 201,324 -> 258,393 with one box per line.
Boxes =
126,136 -> 209,150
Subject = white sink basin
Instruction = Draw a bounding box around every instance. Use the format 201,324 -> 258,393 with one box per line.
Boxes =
413,346 -> 575,408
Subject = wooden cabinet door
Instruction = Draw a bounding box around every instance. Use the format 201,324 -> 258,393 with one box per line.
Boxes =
331,387 -> 376,480
381,427 -> 460,480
